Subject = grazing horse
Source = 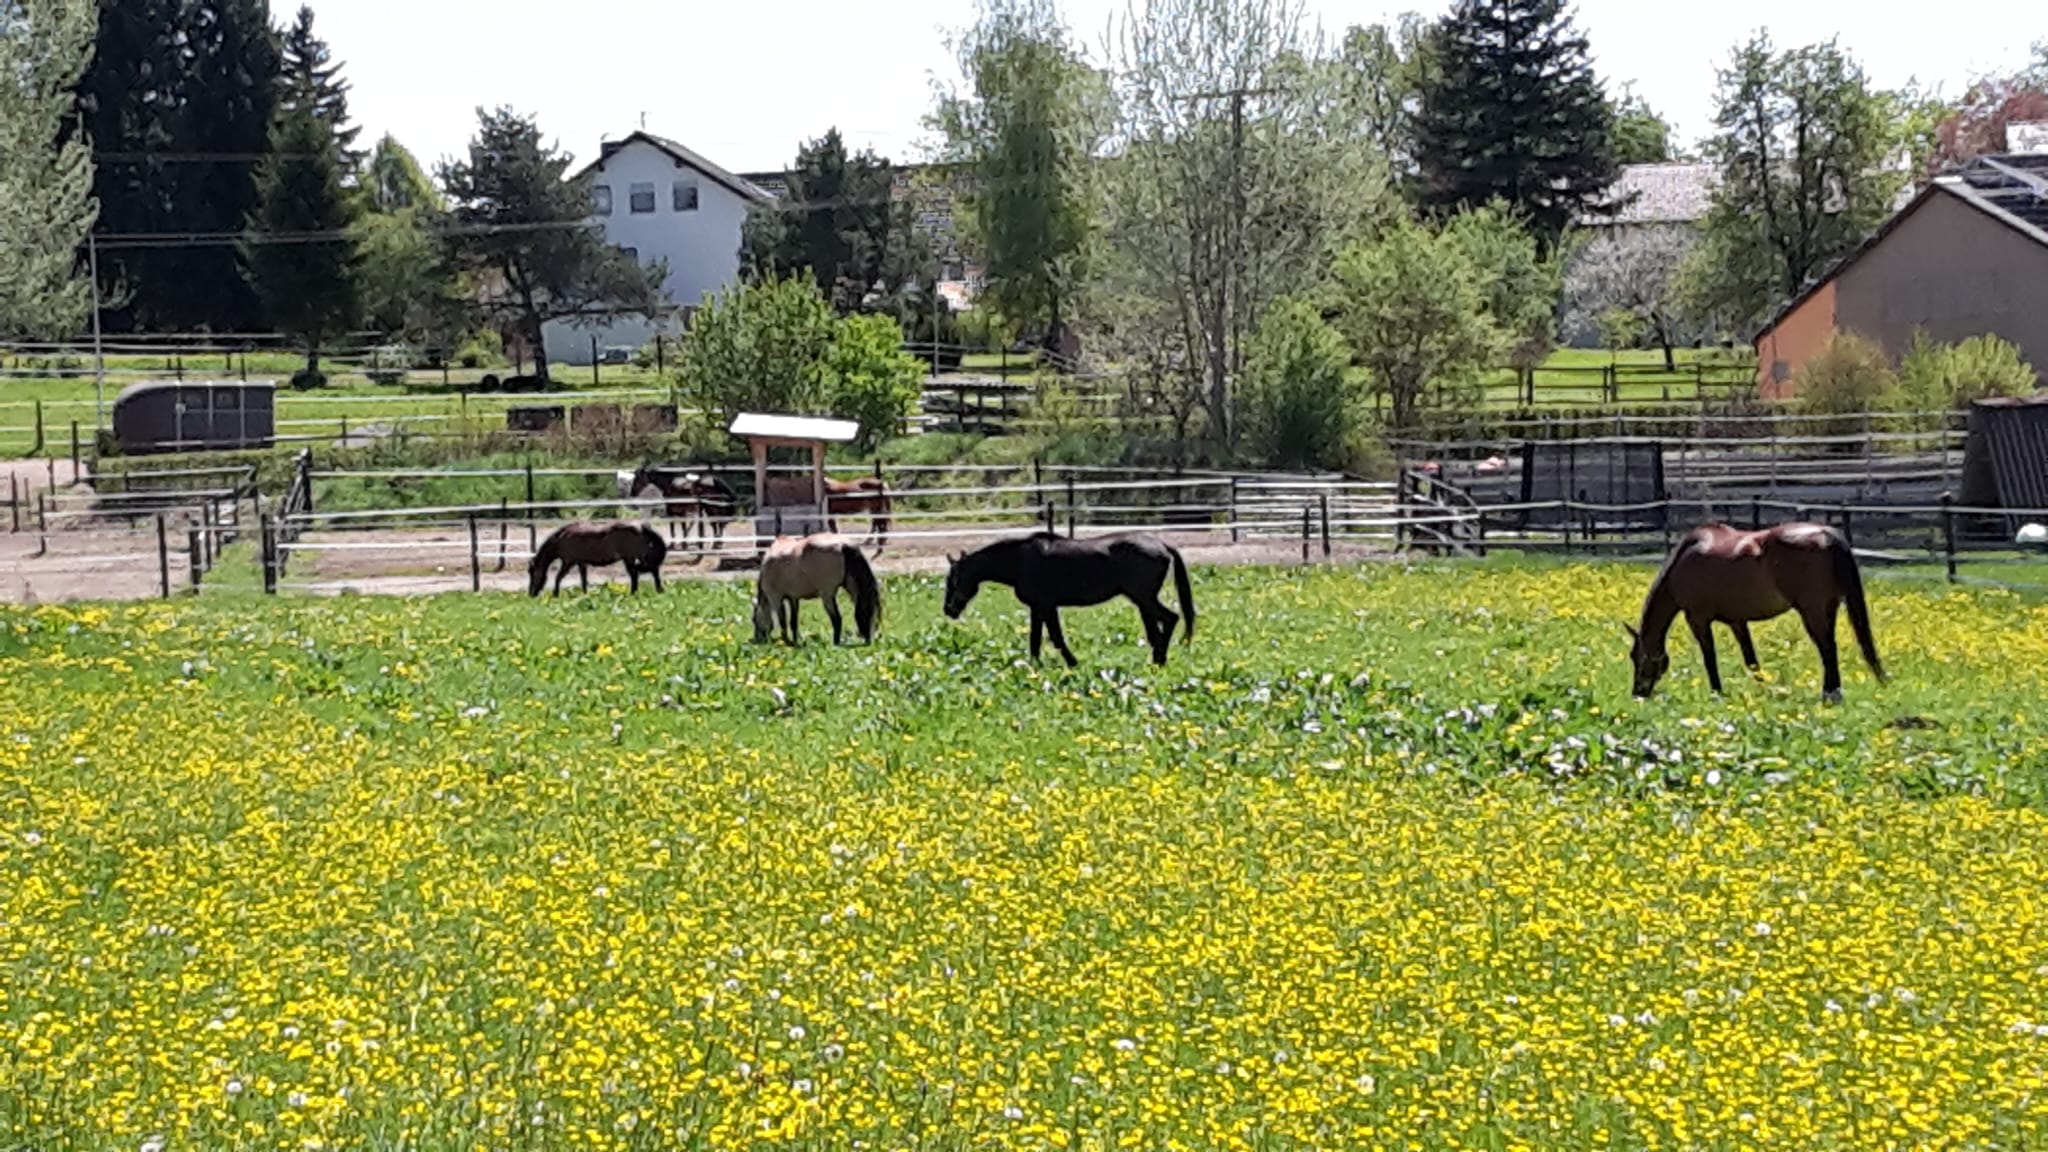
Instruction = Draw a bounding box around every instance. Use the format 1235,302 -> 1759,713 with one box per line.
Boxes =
630,467 -> 740,552
1627,521 -> 1886,702
943,531 -> 1195,667
764,475 -> 894,550
752,534 -> 884,645
528,521 -> 668,597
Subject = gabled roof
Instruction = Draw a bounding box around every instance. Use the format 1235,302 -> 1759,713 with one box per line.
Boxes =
575,131 -> 771,204
1580,162 -> 1717,226
1753,155 -> 2048,343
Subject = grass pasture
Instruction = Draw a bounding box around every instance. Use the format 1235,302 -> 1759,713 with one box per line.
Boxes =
3,560 -> 2047,1150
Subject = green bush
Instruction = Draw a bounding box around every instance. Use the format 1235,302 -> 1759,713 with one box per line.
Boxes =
1944,334 -> 2038,404
822,314 -> 925,451
1794,332 -> 1894,417
676,272 -> 838,430
456,331 -> 504,370
289,368 -> 329,391
1240,298 -> 1356,470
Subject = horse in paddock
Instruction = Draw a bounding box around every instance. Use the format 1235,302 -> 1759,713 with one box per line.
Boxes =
628,467 -> 740,553
763,475 -> 894,550
943,531 -> 1195,667
528,522 -> 668,597
1627,521 -> 1885,702
752,534 -> 884,646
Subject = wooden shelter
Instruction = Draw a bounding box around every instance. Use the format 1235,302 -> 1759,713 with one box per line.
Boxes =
729,412 -> 860,540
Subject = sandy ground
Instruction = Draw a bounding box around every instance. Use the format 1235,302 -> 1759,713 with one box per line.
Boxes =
0,459 -> 191,603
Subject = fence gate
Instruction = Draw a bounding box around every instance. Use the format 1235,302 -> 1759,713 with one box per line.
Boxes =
1518,439 -> 1667,530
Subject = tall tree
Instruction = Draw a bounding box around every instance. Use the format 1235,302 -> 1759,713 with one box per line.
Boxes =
1689,34 -> 1899,332
1564,227 -> 1696,368
1330,16 -> 1433,182
245,105 -> 358,379
1611,85 -> 1675,164
740,130 -> 898,312
438,107 -> 663,383
0,0 -> 99,340
1410,0 -> 1618,248
1326,218 -> 1501,428
79,0 -> 280,332
276,5 -> 360,169
355,135 -> 466,345
1099,0 -> 1392,448
930,0 -> 1105,344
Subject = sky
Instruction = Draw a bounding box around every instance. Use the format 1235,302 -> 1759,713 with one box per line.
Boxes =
318,0 -> 2042,177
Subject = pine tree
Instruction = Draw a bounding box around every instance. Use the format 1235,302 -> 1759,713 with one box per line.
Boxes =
277,5 -> 360,169
0,0 -> 99,340
741,130 -> 898,312
246,105 -> 359,380
1410,0 -> 1618,249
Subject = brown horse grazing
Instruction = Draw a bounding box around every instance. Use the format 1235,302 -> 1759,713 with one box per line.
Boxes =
528,522 -> 668,597
764,476 -> 894,550
752,534 -> 884,645
1628,522 -> 1886,702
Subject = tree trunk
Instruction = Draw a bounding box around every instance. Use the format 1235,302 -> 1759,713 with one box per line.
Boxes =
305,343 -> 320,377
527,312 -> 550,383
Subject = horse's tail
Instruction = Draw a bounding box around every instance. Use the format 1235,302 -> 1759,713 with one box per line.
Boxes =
1831,533 -> 1886,682
842,544 -> 884,643
527,531 -> 559,596
641,525 -> 668,570
1169,544 -> 1196,644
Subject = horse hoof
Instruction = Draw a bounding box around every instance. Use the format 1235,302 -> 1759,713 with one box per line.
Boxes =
1821,690 -> 1844,705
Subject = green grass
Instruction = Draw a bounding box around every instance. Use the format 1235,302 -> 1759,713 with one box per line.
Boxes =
4,559 -> 2048,1148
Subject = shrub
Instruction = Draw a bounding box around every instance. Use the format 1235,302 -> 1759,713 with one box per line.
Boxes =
1944,334 -> 2038,404
1240,298 -> 1356,470
456,331 -> 504,370
822,314 -> 925,452
289,368 -> 328,390
677,273 -> 838,430
1794,332 -> 1894,418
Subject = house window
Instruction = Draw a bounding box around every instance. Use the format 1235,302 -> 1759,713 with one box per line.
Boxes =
629,182 -> 656,214
674,182 -> 699,212
620,247 -> 638,263
592,185 -> 613,216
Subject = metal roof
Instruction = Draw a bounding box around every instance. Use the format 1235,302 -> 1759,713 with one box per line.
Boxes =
728,413 -> 860,443
113,379 -> 276,402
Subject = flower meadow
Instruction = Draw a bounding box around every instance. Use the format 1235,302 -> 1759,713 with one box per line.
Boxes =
4,560 -> 2048,1151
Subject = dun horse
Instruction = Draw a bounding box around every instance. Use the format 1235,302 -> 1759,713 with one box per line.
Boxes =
944,532 -> 1195,666
764,475 -> 893,550
753,534 -> 884,645
1628,522 -> 1885,701
528,522 -> 668,597
627,467 -> 740,552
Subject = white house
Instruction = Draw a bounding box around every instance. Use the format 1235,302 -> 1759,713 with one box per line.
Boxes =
541,132 -> 769,367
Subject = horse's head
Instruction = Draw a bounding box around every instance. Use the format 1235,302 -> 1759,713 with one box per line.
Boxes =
751,593 -> 776,643
942,553 -> 978,619
1625,623 -> 1668,698
526,551 -> 549,597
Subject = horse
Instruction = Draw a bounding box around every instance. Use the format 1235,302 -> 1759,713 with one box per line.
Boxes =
629,467 -> 740,553
943,531 -> 1195,667
763,475 -> 893,550
752,534 -> 884,646
528,521 -> 668,597
1627,521 -> 1886,702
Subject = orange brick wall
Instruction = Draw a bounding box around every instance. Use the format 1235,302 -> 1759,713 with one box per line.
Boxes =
1753,281 -> 1838,400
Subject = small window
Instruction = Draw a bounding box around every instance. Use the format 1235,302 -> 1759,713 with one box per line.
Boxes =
620,246 -> 638,262
629,182 -> 656,214
674,182 -> 699,212
592,185 -> 613,216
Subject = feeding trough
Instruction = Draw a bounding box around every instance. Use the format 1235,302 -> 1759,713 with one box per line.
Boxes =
728,412 -> 860,542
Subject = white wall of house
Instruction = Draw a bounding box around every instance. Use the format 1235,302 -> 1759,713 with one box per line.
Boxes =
542,136 -> 759,367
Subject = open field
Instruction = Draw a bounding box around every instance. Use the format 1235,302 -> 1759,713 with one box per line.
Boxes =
4,559 -> 2048,1149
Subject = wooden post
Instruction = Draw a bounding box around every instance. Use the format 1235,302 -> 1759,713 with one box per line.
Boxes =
188,528 -> 202,592
497,500 -> 509,571
261,514 -> 276,594
1043,500 -> 1055,535
157,513 -> 170,598
524,462 -> 536,514
1941,493 -> 1957,582
1319,492 -> 1331,558
8,474 -> 17,533
1301,506 -> 1311,564
811,442 -> 827,525
1839,504 -> 1854,547
69,422 -> 80,481
468,514 -> 481,592
36,490 -> 46,532
591,336 -> 600,389
1229,477 -> 1240,543
1065,475 -> 1076,539
1750,496 -> 1762,531
31,400 -> 43,457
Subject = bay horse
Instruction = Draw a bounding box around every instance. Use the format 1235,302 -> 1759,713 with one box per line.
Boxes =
1627,521 -> 1886,702
629,467 -> 740,552
943,531 -> 1195,667
528,522 -> 668,597
764,475 -> 894,550
752,534 -> 884,645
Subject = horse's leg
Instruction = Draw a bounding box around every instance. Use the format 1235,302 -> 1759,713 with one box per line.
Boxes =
824,589 -> 844,645
579,565 -> 589,593
552,562 -> 566,597
788,600 -> 802,646
1044,608 -> 1080,668
1800,601 -> 1844,702
1686,612 -> 1723,694
628,565 -> 640,594
1029,606 -> 1045,662
1731,621 -> 1761,674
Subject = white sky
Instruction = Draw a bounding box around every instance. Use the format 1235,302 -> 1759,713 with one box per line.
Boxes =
318,0 -> 2041,177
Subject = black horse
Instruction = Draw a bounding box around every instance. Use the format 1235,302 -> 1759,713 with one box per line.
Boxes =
943,532 -> 1196,666
628,467 -> 740,552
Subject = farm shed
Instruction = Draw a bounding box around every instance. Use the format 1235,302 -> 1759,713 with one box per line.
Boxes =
111,380 -> 275,454
1754,154 -> 2048,398
1959,394 -> 2048,522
